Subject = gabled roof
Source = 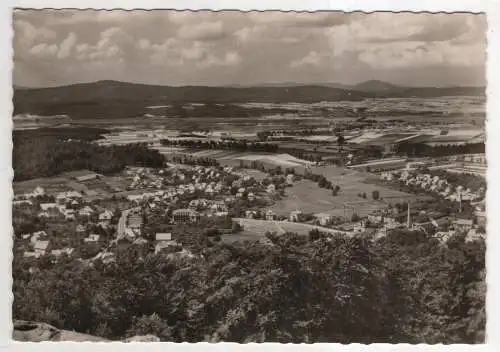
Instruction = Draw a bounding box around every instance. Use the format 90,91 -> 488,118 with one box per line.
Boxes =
34,240 -> 49,251
156,233 -> 172,241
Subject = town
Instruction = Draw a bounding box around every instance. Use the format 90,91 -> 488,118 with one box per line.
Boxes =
13,124 -> 486,266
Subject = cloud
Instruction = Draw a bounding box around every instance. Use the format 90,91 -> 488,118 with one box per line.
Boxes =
338,13 -> 485,44
29,43 -> 58,59
197,51 -> 242,69
181,41 -> 208,60
248,12 -> 350,28
57,32 -> 77,59
14,20 -> 56,43
357,41 -> 486,69
12,10 -> 486,87
234,25 -> 265,42
290,51 -> 321,68
177,21 -> 226,41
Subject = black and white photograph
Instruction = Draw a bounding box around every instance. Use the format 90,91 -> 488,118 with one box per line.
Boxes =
11,9 -> 487,344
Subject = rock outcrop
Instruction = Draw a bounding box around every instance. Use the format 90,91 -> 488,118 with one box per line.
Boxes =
13,320 -> 112,342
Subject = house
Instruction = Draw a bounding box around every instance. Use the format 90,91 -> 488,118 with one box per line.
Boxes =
65,212 -> 76,221
435,230 -> 455,244
267,184 -> 276,194
154,235 -> 179,254
99,210 -> 114,222
173,209 -> 200,223
30,231 -> 48,243
156,233 -> 172,242
40,203 -> 57,211
315,213 -> 332,226
56,193 -> 67,205
368,214 -> 383,224
37,211 -> 50,218
13,200 -> 33,207
475,211 -> 486,227
286,174 -> 295,185
383,216 -> 400,229
289,210 -> 302,222
34,240 -> 49,255
453,219 -> 474,232
124,227 -> 140,239
72,171 -> 99,182
76,224 -> 86,234
205,185 -> 214,195
84,234 -> 100,243
24,251 -> 41,259
265,210 -> 276,221
51,248 -> 75,257
236,187 -> 246,198
31,186 -> 46,198
92,252 -> 115,264
466,228 -> 485,242
247,192 -> 256,202
78,206 -> 94,217
245,210 -> 257,219
353,220 -> 367,233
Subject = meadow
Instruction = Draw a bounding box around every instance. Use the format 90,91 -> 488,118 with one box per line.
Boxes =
271,168 -> 427,218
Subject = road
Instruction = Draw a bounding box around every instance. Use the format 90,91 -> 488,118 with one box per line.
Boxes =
117,207 -> 140,238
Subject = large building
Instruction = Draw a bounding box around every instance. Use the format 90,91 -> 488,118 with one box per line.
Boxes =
172,209 -> 200,223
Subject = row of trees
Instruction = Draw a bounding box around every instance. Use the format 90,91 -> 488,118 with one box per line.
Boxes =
13,229 -> 485,343
160,138 -> 280,153
168,154 -> 220,167
303,170 -> 342,194
395,142 -> 485,158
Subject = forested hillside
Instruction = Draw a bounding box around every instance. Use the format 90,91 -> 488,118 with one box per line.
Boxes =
13,80 -> 485,119
13,230 -> 485,343
13,129 -> 165,181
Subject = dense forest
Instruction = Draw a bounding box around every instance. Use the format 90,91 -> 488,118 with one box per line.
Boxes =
13,230 -> 485,343
13,129 -> 165,181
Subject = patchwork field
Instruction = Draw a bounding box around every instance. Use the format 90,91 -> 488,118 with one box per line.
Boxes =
13,176 -> 71,195
13,169 -> 132,201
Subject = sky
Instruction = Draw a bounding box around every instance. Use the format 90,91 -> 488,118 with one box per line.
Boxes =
12,10 -> 487,88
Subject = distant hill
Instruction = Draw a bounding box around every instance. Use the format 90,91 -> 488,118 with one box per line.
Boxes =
12,80 -> 485,119
352,80 -> 400,92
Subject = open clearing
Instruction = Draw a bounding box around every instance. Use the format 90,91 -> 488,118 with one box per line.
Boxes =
270,170 -> 428,218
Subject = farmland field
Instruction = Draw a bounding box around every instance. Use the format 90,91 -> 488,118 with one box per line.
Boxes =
232,218 -> 350,237
271,174 -> 428,218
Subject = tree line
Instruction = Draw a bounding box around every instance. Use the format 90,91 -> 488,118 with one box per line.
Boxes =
160,138 -> 279,153
395,142 -> 485,158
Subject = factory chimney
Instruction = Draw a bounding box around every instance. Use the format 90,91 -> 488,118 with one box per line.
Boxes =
407,202 -> 411,229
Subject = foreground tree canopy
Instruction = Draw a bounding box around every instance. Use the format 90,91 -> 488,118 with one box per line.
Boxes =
13,230 -> 485,343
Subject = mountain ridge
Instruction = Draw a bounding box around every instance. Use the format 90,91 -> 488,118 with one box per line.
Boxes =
16,79 -> 485,91
13,79 -> 486,119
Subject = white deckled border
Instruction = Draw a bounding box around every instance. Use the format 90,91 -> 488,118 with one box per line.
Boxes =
0,1 -> 498,352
